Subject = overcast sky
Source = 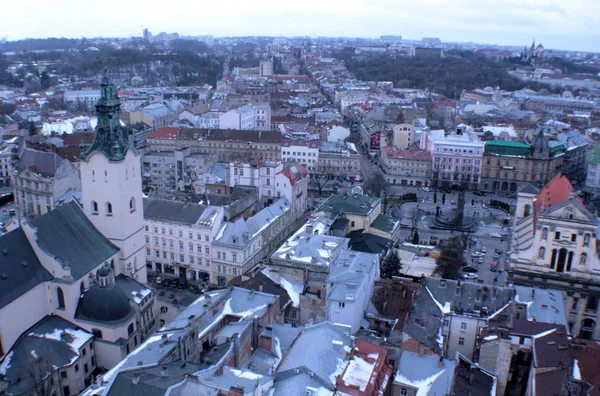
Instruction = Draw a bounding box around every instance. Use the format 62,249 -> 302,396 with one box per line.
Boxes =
3,0 -> 599,52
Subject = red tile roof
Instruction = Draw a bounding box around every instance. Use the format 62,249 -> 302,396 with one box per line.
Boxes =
381,146 -> 432,161
148,127 -> 180,140
535,172 -> 581,212
280,162 -> 307,186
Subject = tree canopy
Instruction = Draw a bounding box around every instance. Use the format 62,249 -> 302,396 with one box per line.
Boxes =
436,236 -> 466,279
381,249 -> 402,279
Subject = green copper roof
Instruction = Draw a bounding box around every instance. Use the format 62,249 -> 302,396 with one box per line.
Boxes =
484,141 -> 531,156
548,140 -> 566,155
82,70 -> 130,161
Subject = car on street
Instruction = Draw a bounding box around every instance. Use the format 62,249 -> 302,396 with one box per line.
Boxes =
189,284 -> 203,294
162,278 -> 172,287
177,278 -> 188,289
421,187 -> 430,192
461,266 -> 478,273
490,261 -> 498,272
461,273 -> 479,280
481,247 -> 487,253
155,276 -> 164,285
473,191 -> 486,196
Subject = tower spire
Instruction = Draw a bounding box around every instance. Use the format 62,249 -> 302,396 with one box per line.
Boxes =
82,69 -> 130,161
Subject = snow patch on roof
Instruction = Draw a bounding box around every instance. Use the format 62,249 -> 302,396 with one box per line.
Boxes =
341,356 -> 376,391
0,351 -> 14,375
395,369 -> 446,396
573,359 -> 582,380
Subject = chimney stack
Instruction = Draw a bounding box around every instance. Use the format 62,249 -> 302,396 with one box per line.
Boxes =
160,366 -> 168,378
132,375 -> 140,385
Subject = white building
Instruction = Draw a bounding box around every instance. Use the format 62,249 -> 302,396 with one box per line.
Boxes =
325,250 -> 380,333
196,111 -> 220,129
227,158 -> 308,220
219,103 -> 271,131
14,148 -> 81,218
143,199 -> 223,283
212,198 -> 293,286
64,89 -> 101,110
281,139 -> 320,172
510,174 -> 600,340
421,128 -> 484,188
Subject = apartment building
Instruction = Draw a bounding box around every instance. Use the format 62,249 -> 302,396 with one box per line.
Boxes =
143,199 -> 224,283
318,141 -> 361,182
219,103 -> 271,131
212,198 -> 293,286
146,127 -> 282,162
142,148 -> 215,192
14,148 -> 81,218
421,129 -> 484,189
480,132 -> 564,193
281,139 -> 320,172
380,146 -> 432,187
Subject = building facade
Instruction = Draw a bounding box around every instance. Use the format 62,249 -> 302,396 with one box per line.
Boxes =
14,149 -> 81,218
480,136 -> 565,193
318,141 -> 361,182
422,129 -> 484,189
380,146 -> 432,187
510,175 -> 600,341
143,199 -> 223,283
142,148 -> 215,193
281,139 -> 319,173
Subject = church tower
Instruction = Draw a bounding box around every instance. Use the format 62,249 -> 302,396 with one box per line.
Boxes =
80,70 -> 147,283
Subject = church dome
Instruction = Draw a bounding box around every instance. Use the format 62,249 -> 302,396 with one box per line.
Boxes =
78,283 -> 132,322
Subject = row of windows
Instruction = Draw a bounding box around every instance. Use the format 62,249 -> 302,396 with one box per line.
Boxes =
145,225 -> 210,241
90,198 -> 136,216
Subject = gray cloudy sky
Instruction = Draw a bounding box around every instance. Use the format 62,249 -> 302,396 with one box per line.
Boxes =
3,0 -> 599,52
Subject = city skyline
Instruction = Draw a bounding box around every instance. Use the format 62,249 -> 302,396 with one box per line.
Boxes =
2,0 -> 600,52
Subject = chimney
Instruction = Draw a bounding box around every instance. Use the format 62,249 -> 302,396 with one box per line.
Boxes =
306,224 -> 313,234
160,366 -> 168,378
418,343 -> 425,357
131,375 -> 140,385
259,332 -> 273,352
229,385 -> 245,396
259,284 -> 264,293
215,366 -> 224,376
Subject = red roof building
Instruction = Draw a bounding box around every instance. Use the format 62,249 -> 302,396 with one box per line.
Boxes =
147,126 -> 180,140
336,339 -> 393,396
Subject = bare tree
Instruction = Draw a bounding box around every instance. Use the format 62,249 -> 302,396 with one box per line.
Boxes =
26,351 -> 58,396
310,166 -> 336,197
364,173 -> 392,212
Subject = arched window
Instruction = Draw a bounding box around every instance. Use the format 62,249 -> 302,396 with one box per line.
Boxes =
581,253 -> 588,266
129,197 -> 136,213
524,204 -> 531,217
106,202 -> 113,216
127,323 -> 134,336
538,247 -> 545,260
91,201 -> 99,215
542,228 -> 548,240
57,287 -> 65,309
584,233 -> 591,247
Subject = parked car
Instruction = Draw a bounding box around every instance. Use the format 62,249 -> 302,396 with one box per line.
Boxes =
155,276 -> 164,285
461,273 -> 479,280
461,266 -> 479,273
490,261 -> 498,272
481,247 -> 487,253
177,278 -> 188,289
421,186 -> 430,192
473,191 -> 486,196
189,284 -> 203,294
162,279 -> 172,287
